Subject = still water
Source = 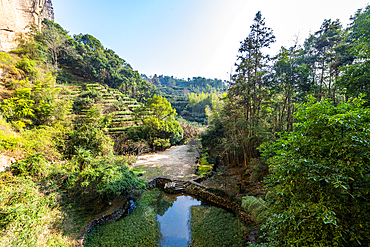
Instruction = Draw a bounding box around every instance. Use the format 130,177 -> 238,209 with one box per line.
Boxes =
157,193 -> 202,247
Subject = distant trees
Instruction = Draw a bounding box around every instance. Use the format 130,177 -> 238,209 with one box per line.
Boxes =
143,75 -> 224,93
142,74 -> 225,124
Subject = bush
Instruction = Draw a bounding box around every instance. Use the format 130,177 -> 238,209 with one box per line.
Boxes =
72,88 -> 102,114
152,138 -> 171,150
0,124 -> 64,160
53,155 -> 146,202
63,122 -> 113,157
241,196 -> 268,223
190,206 -> 247,247
245,158 -> 268,183
0,173 -> 64,246
10,153 -> 49,179
259,96 -> 370,246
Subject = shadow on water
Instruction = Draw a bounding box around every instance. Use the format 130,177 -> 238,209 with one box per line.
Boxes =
157,193 -> 203,247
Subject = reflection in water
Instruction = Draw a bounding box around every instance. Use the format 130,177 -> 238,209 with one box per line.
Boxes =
157,193 -> 201,247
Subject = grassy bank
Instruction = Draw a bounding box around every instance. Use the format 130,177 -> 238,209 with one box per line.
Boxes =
84,189 -> 162,247
190,206 -> 248,247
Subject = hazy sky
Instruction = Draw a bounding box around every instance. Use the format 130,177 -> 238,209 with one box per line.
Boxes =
53,0 -> 369,80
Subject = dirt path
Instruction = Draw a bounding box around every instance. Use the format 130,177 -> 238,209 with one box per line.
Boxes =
130,143 -> 200,181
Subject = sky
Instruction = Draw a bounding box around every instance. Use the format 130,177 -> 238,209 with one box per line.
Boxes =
52,0 -> 369,81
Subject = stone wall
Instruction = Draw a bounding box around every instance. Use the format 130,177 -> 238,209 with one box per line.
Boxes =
77,196 -> 130,246
0,0 -> 54,51
147,177 -> 254,224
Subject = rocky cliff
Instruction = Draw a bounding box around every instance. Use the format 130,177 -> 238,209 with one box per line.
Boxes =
0,0 -> 54,52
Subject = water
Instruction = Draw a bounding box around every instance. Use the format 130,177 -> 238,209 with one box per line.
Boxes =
127,199 -> 136,215
157,193 -> 202,247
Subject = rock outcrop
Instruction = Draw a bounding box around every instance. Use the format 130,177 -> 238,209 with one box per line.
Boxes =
0,154 -> 16,172
0,0 -> 54,52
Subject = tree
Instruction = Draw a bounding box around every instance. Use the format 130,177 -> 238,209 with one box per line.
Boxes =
222,11 -> 275,166
259,96 -> 370,246
42,20 -> 74,70
337,6 -> 370,100
130,95 -> 183,150
145,95 -> 176,121
313,19 -> 343,100
73,33 -> 104,51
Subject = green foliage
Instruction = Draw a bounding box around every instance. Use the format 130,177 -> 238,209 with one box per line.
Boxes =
241,196 -> 268,223
195,165 -> 212,177
0,52 -> 16,66
145,95 -> 176,121
15,58 -> 38,78
337,6 -> 370,100
71,156 -> 146,200
85,189 -> 162,247
64,121 -> 113,158
142,74 -> 225,123
0,173 -> 64,246
0,59 -> 72,127
73,33 -> 104,51
259,96 -> 370,246
0,123 -> 64,160
245,158 -> 268,183
182,91 -> 223,124
41,19 -> 156,102
72,88 -> 102,114
152,138 -> 171,149
64,104 -> 113,157
190,206 -> 247,247
0,93 -> 35,124
10,153 -> 49,179
130,95 -> 183,150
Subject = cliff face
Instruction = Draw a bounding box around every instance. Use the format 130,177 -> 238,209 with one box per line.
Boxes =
0,0 -> 54,52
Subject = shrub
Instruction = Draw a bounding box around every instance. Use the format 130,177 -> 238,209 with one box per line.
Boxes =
241,196 -> 268,223
15,57 -> 38,78
152,138 -> 170,150
0,173 -> 64,246
259,96 -> 370,246
63,122 -> 113,158
190,206 -> 247,247
10,153 -> 49,179
0,124 -> 63,160
54,155 -> 146,202
245,158 -> 268,183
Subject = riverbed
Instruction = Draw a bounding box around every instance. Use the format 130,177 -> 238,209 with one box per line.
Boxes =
84,189 -> 248,247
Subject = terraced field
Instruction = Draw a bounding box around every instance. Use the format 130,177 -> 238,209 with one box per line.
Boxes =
58,83 -> 150,133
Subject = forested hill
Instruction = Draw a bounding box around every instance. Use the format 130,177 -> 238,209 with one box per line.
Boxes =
141,74 -> 226,124
142,74 -> 225,95
42,20 -> 157,102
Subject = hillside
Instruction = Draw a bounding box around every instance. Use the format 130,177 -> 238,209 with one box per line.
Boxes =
0,18 -> 186,246
142,74 -> 226,124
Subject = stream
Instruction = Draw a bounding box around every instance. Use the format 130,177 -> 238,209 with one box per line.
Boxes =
157,193 -> 201,246
85,189 -> 248,246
